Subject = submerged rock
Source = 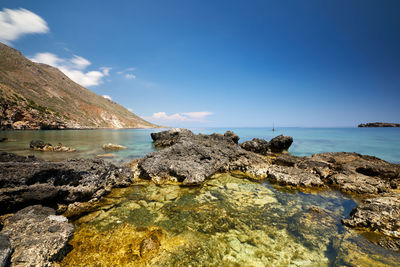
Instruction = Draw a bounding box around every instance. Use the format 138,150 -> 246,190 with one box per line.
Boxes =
1,205 -> 74,266
102,143 -> 127,150
240,138 -> 269,155
0,152 -> 133,214
29,140 -> 76,152
269,135 -> 293,153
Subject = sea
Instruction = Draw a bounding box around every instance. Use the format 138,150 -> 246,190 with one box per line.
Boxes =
1,127 -> 399,164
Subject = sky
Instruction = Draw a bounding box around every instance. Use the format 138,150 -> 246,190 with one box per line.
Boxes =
1,0 -> 399,127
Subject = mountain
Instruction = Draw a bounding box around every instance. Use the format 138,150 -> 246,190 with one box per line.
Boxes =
0,42 -> 158,130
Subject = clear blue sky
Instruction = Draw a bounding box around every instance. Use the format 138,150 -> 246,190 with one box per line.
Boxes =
1,0 -> 400,127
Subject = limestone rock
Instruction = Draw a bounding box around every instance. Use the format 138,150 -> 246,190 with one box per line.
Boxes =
139,130 -> 269,185
0,152 -> 133,214
240,138 -> 269,155
342,195 -> 400,239
102,143 -> 127,150
269,135 -> 293,153
0,233 -> 11,267
1,205 -> 74,266
150,128 -> 195,147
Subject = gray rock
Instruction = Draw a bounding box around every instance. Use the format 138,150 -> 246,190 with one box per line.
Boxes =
224,131 -> 240,144
269,135 -> 293,153
0,152 -> 133,214
342,195 -> 400,239
1,205 -> 74,266
151,128 -> 194,147
240,138 -> 269,155
268,165 -> 324,187
139,130 -> 269,185
0,233 -> 11,267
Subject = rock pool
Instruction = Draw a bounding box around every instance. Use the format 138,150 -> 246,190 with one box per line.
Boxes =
60,173 -> 400,266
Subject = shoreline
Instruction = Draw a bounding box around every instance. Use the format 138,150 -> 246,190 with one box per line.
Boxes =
0,129 -> 399,265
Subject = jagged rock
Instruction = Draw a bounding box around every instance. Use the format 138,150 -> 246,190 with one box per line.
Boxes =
0,152 -> 133,214
139,130 -> 270,185
269,135 -> 293,153
240,138 -> 269,155
0,233 -> 11,267
102,143 -> 127,150
224,131 -> 240,144
150,128 -> 195,147
29,140 -> 76,152
1,205 -> 74,266
342,195 -> 400,239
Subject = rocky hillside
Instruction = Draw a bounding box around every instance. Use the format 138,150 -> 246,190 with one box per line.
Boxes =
0,42 -> 158,129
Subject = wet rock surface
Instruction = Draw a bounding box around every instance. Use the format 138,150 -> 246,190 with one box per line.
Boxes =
0,233 -> 11,267
60,174 -> 400,266
30,140 -> 76,152
0,152 -> 133,214
102,143 -> 127,150
1,205 -> 74,267
342,195 -> 400,239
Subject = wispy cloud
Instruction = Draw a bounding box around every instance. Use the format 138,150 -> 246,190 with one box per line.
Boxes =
125,73 -> 136,80
30,52 -> 110,87
148,111 -> 213,122
0,8 -> 49,44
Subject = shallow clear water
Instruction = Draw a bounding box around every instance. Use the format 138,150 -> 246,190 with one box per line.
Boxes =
1,127 -> 400,163
60,174 -> 400,266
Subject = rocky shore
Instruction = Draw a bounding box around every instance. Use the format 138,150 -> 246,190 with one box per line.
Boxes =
0,128 -> 399,265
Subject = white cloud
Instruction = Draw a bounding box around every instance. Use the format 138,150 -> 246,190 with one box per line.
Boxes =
102,95 -> 112,101
100,67 -> 111,76
148,111 -> 213,122
30,52 -> 108,87
70,55 -> 90,69
126,67 -> 136,71
125,73 -> 136,80
0,8 -> 49,44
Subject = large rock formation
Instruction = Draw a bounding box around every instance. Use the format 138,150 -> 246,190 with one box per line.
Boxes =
240,138 -> 269,155
0,152 -> 133,214
1,205 -> 74,267
140,130 -> 270,185
151,128 -> 195,147
0,42 -> 158,129
269,135 -> 293,153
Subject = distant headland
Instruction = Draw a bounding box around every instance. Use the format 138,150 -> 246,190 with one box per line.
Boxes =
358,122 -> 400,127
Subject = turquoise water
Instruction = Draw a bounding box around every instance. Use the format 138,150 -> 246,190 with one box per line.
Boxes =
0,127 -> 399,163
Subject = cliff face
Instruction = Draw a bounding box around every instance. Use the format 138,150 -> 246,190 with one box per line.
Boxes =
0,42 -> 158,130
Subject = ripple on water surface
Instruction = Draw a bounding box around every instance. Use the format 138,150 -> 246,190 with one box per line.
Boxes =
60,174 -> 400,266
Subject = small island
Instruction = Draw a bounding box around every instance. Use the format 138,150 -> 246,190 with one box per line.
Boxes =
358,122 -> 400,127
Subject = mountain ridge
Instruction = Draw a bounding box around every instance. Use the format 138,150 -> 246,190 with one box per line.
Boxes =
0,42 -> 158,130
